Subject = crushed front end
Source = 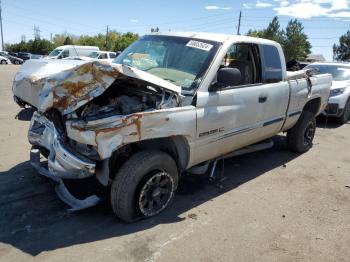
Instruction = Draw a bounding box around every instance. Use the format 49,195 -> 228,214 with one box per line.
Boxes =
14,60 -> 183,211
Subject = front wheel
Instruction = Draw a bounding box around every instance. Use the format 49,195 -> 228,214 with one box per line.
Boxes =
337,99 -> 350,124
14,60 -> 20,65
111,150 -> 178,222
0,60 -> 6,64
287,111 -> 316,153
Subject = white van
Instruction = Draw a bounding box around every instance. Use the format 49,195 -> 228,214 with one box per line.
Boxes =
46,45 -> 99,59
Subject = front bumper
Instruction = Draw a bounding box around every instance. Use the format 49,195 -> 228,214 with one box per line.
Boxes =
322,94 -> 349,117
28,111 -> 100,210
28,111 -> 96,179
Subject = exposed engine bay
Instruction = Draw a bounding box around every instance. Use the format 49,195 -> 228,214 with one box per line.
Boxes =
69,78 -> 181,121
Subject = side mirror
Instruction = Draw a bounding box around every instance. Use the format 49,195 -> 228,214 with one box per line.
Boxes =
210,67 -> 241,91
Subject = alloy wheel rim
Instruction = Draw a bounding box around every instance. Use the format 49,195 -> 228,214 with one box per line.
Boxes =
138,172 -> 174,217
304,121 -> 315,147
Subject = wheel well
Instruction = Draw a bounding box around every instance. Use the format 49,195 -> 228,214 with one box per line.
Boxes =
303,98 -> 321,115
109,136 -> 190,178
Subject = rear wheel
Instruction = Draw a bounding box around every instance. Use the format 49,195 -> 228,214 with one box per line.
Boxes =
337,99 -> 350,124
14,60 -> 20,65
0,60 -> 6,64
111,150 -> 178,222
287,111 -> 316,153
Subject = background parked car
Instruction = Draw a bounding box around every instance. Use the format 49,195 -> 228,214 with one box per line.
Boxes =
16,52 -> 32,61
0,55 -> 11,64
306,62 -> 350,123
1,54 -> 23,64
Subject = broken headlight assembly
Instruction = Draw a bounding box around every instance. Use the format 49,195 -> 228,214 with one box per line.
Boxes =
330,88 -> 345,97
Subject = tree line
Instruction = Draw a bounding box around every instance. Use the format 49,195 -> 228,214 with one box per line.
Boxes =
5,31 -> 139,55
4,21 -> 349,62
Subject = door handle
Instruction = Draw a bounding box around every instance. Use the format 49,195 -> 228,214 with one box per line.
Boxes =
259,95 -> 268,103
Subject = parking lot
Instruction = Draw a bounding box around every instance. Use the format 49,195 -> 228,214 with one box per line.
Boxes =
0,65 -> 350,262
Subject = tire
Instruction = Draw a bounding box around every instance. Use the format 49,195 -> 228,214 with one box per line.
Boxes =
0,60 -> 6,64
287,111 -> 316,153
14,60 -> 20,65
111,150 -> 178,222
337,99 -> 350,124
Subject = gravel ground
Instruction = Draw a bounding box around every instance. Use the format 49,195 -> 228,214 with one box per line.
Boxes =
0,65 -> 349,262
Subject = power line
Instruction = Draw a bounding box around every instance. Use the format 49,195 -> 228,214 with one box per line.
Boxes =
0,0 -> 4,51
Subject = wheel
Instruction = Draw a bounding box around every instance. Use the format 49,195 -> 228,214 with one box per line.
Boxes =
337,99 -> 350,124
287,111 -> 316,153
14,60 -> 20,65
0,60 -> 6,64
111,150 -> 178,222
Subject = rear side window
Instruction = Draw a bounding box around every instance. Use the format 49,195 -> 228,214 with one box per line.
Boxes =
261,45 -> 282,83
109,53 -> 116,58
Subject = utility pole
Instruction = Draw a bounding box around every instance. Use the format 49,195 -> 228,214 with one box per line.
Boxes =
105,25 -> 109,50
0,0 -> 4,51
237,10 -> 242,35
33,25 -> 41,40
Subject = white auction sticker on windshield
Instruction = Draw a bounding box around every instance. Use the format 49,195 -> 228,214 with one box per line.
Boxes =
186,40 -> 213,51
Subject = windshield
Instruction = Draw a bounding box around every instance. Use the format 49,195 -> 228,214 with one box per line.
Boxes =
114,35 -> 220,94
307,64 -> 350,81
48,49 -> 63,57
88,51 -> 100,58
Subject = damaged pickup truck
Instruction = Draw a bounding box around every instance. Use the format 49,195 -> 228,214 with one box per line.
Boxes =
12,33 -> 332,222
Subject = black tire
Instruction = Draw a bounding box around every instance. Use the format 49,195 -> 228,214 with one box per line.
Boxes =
111,150 -> 178,222
337,99 -> 350,124
0,60 -> 6,64
287,111 -> 316,153
14,60 -> 20,65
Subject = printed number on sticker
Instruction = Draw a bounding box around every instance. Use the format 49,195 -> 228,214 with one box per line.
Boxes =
186,40 -> 213,51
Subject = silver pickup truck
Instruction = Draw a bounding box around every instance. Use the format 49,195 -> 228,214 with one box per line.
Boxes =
12,32 -> 332,222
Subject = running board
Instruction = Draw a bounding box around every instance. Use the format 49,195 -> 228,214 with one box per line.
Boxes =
222,139 -> 274,159
209,139 -> 274,181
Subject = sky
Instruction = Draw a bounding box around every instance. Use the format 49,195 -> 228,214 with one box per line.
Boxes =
1,0 -> 350,60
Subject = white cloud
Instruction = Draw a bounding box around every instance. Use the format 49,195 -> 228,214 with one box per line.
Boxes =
256,0 -> 273,8
243,3 -> 253,9
130,19 -> 138,23
205,5 -> 232,10
273,0 -> 350,18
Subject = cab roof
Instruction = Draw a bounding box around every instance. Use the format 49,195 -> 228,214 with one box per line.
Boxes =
150,31 -> 279,46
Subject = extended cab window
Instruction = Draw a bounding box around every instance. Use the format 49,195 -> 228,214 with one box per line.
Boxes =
261,45 -> 283,83
99,53 -> 108,59
222,44 -> 262,86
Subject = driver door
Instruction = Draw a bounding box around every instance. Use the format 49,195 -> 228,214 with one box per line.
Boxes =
194,43 -> 266,164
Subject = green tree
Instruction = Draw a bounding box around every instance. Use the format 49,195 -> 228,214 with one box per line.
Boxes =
333,31 -> 350,61
63,36 -> 74,45
283,19 -> 311,61
247,17 -> 311,61
248,17 -> 285,44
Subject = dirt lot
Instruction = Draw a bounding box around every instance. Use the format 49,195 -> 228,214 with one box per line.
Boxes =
0,65 -> 349,262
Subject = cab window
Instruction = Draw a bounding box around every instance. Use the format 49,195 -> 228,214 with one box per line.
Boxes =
109,53 -> 116,58
61,49 -> 69,58
261,45 -> 283,83
222,44 -> 262,86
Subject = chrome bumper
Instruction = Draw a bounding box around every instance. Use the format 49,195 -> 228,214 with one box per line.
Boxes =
28,111 -> 100,210
28,111 -> 96,179
30,147 -> 100,211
